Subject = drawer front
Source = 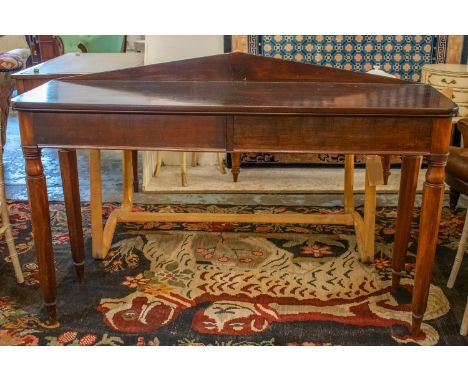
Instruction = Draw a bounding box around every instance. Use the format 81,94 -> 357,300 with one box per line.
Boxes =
425,72 -> 468,89
33,113 -> 227,150
233,116 -> 433,154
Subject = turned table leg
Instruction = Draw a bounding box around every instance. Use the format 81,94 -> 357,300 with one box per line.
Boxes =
23,145 -> 57,324
231,152 -> 240,182
392,155 -> 421,292
411,153 -> 447,335
58,149 -> 85,281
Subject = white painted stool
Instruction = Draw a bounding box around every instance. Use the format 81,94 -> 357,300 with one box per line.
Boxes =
0,138 -> 24,283
447,211 -> 468,335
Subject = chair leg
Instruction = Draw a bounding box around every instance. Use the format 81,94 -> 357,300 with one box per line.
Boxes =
449,187 -> 461,212
89,150 -> 104,259
191,152 -> 197,167
0,146 -> 23,283
153,151 -> 163,177
181,152 -> 188,187
362,160 -> 377,263
217,152 -> 226,174
447,210 -> 468,288
122,151 -> 134,210
461,298 -> 468,336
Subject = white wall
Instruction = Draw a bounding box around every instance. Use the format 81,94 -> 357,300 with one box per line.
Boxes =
144,35 -> 224,65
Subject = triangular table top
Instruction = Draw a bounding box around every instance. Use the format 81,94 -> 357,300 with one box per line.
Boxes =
12,52 -> 457,117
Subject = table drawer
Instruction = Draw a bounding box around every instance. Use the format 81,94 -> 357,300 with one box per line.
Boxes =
32,113 -> 227,150
233,116 -> 433,154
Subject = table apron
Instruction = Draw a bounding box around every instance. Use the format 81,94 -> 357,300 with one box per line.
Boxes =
28,112 -> 434,154
232,116 -> 434,154
31,112 -> 227,151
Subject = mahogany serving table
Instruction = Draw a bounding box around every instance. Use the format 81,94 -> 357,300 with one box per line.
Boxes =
12,52 -> 457,335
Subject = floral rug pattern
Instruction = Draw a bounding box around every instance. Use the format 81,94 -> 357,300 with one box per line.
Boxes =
0,202 -> 467,346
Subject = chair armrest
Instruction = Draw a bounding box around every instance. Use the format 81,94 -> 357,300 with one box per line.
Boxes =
77,42 -> 88,53
52,36 -> 64,56
458,119 -> 468,148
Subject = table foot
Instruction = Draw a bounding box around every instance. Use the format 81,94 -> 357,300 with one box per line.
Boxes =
45,302 -> 58,327
411,313 -> 423,336
74,261 -> 85,282
231,152 -> 240,182
391,270 -> 407,294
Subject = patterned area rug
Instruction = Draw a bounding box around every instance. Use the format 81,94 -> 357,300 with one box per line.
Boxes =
0,201 -> 466,346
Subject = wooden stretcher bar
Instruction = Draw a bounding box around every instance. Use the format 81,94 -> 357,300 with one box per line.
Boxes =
89,150 -> 378,263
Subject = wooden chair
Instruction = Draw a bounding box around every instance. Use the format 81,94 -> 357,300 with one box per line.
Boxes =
0,52 -> 25,283
445,118 -> 468,335
447,211 -> 468,335
447,119 -> 468,210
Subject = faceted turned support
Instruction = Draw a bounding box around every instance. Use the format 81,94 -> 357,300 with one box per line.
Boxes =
58,149 -> 85,281
411,153 -> 448,335
23,145 -> 57,324
380,154 -> 391,185
231,152 -> 241,182
392,156 -> 421,292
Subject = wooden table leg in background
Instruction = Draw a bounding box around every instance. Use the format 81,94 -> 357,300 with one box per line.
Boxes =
231,152 -> 240,182
58,149 -> 85,281
131,150 -> 138,193
392,155 -> 421,292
